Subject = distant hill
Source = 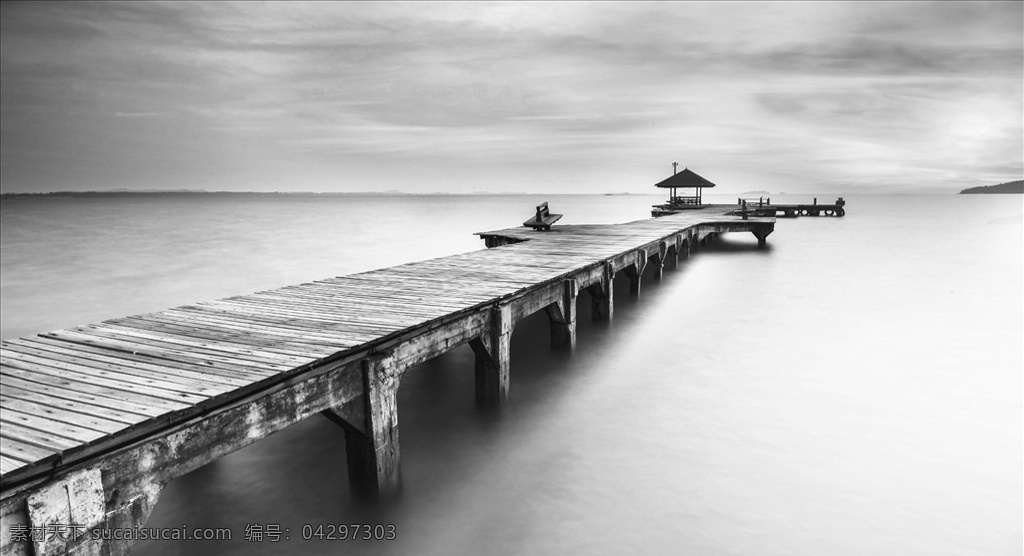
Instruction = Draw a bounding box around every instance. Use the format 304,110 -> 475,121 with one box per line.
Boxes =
959,180 -> 1023,194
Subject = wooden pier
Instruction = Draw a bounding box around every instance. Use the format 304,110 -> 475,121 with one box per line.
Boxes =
734,197 -> 846,218
652,197 -> 846,218
0,207 -> 773,556
735,197 -> 847,218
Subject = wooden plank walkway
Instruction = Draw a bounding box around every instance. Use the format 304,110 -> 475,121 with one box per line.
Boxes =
0,207 -> 773,556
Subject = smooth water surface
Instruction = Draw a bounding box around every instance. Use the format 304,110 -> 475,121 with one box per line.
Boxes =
1,193 -> 1021,555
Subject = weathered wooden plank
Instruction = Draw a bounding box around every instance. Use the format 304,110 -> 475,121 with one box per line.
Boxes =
408,260 -> 560,279
154,307 -> 346,339
263,286 -> 483,312
1,395 -> 136,435
14,336 -> 277,382
2,340 -> 254,391
0,436 -> 56,465
1,362 -> 202,410
0,455 -> 26,475
0,384 -> 150,424
0,420 -> 80,451
303,279 -> 509,303
112,315 -> 351,356
246,290 -> 462,317
0,407 -> 109,444
197,298 -> 394,327
166,306 -> 381,345
0,375 -> 177,418
96,319 -> 321,359
319,276 -> 515,301
79,324 -> 309,366
208,298 -> 426,330
130,308 -> 343,341
0,348 -> 232,400
316,275 -> 511,298
37,329 -> 297,374
372,259 -> 554,280
243,292 -> 467,321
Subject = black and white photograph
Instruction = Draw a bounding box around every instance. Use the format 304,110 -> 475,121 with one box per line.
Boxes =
1,2 -> 1021,555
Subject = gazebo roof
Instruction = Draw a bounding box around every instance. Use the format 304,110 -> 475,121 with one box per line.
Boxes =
654,167 -> 716,188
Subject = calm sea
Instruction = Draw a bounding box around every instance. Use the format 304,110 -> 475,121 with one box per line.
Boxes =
1,193 -> 1021,555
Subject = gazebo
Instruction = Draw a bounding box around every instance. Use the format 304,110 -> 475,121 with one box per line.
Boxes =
655,166 -> 716,207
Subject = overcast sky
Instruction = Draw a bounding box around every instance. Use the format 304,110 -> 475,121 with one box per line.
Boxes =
1,2 -> 1021,194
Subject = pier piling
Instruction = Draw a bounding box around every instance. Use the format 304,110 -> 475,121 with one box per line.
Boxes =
545,279 -> 578,352
470,304 -> 513,406
586,263 -> 615,321
625,251 -> 648,299
337,356 -> 403,496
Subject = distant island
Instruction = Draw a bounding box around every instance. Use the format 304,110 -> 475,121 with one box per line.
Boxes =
959,180 -> 1023,194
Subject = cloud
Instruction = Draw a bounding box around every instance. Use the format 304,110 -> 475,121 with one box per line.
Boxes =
115,112 -> 169,118
1,1 -> 1021,194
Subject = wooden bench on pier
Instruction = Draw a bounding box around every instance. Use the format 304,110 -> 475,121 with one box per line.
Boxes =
522,202 -> 562,231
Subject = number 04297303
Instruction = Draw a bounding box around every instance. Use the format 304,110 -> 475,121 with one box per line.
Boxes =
301,524 -> 397,541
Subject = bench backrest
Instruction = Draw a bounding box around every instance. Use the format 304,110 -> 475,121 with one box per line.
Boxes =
535,202 -> 550,221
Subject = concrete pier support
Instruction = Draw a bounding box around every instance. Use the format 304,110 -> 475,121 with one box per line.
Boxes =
99,476 -> 163,556
544,279 -> 578,352
4,467 -> 165,556
331,356 -> 402,496
17,468 -> 129,556
586,262 -> 614,321
470,303 -> 512,405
